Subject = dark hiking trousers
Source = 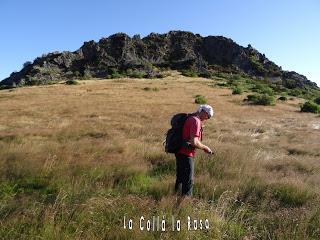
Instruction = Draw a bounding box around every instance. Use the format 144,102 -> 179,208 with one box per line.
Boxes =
175,153 -> 194,196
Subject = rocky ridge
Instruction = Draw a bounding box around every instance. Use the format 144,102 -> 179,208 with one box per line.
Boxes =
0,31 -> 318,89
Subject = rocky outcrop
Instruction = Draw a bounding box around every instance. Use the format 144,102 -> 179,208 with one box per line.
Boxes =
1,31 -> 318,89
282,71 -> 318,89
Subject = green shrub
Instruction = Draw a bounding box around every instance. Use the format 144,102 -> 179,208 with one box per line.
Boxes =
271,83 -> 286,93
284,79 -> 299,89
262,87 -> 274,96
195,95 -> 207,104
126,68 -> 133,76
128,70 -> 147,78
249,56 -> 266,74
300,101 -> 320,113
246,94 -> 257,102
0,182 -> 18,200
65,80 -> 79,85
198,72 -> 212,78
288,89 -> 302,97
181,69 -> 198,77
258,94 -> 275,105
109,72 -> 123,79
252,83 -> 274,95
47,81 -> 56,85
230,74 -> 241,81
82,69 -> 92,79
216,82 -> 228,87
106,68 -> 124,79
232,86 -> 243,95
246,94 -> 275,106
314,97 -> 320,105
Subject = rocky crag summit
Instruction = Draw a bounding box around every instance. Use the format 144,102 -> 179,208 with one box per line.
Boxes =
1,31 -> 318,89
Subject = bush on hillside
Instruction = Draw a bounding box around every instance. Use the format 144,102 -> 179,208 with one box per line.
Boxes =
105,68 -> 124,79
109,72 -> 124,79
288,89 -> 302,97
216,82 -> 228,87
82,69 -> 92,79
252,83 -> 274,96
127,70 -> 147,78
198,72 -> 212,78
181,69 -> 198,77
194,95 -> 207,104
65,80 -> 79,85
300,101 -> 320,113
232,86 -> 243,95
245,94 -> 275,106
314,97 -> 320,105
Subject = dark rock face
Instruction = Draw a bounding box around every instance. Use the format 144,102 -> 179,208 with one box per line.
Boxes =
1,30 -> 318,89
282,71 -> 318,89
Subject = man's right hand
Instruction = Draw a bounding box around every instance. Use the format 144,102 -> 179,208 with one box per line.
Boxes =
191,137 -> 214,154
203,146 -> 213,154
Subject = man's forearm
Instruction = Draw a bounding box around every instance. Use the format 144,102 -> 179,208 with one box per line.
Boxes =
191,138 -> 207,150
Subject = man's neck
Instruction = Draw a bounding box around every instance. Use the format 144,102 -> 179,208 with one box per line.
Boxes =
192,112 -> 203,122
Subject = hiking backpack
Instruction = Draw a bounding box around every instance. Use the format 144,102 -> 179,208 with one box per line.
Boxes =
164,113 -> 191,153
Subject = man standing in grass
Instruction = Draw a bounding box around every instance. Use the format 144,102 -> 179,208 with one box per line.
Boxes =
175,104 -> 214,196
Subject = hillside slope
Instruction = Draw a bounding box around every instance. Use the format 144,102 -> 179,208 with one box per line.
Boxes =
0,74 -> 319,239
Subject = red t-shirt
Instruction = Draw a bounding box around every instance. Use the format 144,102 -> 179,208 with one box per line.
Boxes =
178,116 -> 202,157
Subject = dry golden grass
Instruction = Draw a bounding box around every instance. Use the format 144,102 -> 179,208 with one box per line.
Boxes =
0,72 -> 320,239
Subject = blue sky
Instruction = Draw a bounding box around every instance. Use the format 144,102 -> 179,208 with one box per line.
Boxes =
1,0 -> 319,86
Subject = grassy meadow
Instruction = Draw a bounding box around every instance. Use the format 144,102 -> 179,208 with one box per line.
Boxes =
0,72 -> 320,239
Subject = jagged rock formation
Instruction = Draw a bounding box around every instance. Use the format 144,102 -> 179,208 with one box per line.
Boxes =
0,31 -> 318,89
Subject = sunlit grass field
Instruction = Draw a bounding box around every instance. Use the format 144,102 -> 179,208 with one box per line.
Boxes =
1,72 -> 320,239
